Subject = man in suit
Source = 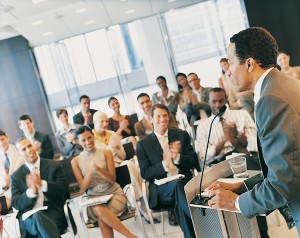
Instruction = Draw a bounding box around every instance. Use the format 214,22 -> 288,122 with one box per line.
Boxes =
207,27 -> 300,235
11,137 -> 69,238
73,95 -> 97,129
0,129 -> 24,208
135,93 -> 178,140
136,103 -> 198,238
18,115 -> 54,159
186,73 -> 211,124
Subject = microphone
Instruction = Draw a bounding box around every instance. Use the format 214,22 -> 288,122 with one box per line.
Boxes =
194,105 -> 227,206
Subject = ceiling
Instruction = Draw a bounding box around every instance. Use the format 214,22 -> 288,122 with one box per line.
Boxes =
0,0 -> 204,46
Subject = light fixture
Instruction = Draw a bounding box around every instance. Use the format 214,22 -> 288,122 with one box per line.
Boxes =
0,5 -> 14,14
168,0 -> 176,2
76,8 -> 87,14
32,20 -> 43,26
84,20 -> 94,25
43,31 -> 53,36
32,0 -> 47,3
125,9 -> 135,14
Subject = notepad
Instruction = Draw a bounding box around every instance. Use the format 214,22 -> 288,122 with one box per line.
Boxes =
154,174 -> 185,185
22,206 -> 48,221
80,194 -> 113,207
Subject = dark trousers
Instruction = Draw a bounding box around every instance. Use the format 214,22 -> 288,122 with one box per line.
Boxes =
157,179 -> 196,238
22,205 -> 67,238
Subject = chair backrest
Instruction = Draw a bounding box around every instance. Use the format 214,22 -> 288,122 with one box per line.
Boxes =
116,165 -> 131,189
0,196 -> 8,215
123,142 -> 136,160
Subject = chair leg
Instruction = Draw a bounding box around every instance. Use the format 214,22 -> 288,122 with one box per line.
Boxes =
78,205 -> 91,238
161,212 -> 165,235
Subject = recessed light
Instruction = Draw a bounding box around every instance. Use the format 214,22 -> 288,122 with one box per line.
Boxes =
125,9 -> 135,14
32,0 -> 47,3
32,20 -> 43,26
76,8 -> 87,14
43,31 -> 53,36
168,0 -> 176,2
84,20 -> 94,25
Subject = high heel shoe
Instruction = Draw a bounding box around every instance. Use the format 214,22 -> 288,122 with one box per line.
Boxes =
140,212 -> 160,224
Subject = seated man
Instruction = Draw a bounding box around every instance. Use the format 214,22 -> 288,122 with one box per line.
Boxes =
11,137 -> 69,238
186,73 -> 212,124
136,104 -> 198,238
73,95 -> 97,129
0,129 -> 24,208
135,93 -> 178,140
196,87 -> 257,165
18,115 -> 54,160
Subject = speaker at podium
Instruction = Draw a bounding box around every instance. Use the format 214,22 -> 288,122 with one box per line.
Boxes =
184,159 -> 263,238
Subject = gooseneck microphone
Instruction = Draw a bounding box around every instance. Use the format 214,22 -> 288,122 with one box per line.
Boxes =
194,105 -> 227,206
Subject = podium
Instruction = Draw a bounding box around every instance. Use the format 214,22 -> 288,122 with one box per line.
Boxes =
184,160 -> 261,238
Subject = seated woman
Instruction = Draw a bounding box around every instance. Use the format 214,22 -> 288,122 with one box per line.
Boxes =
152,75 -> 179,117
55,109 -> 83,159
107,97 -> 137,148
72,126 -> 137,238
92,111 -> 159,224
277,51 -> 300,80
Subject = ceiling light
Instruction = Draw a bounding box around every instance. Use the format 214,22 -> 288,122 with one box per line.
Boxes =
32,0 -> 47,3
0,5 -> 14,13
125,9 -> 135,14
32,20 -> 43,26
43,31 -> 53,36
168,0 -> 176,2
76,8 -> 87,14
84,20 -> 94,25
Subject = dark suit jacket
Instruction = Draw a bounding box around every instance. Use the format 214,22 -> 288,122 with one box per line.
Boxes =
239,69 -> 300,233
72,109 -> 97,129
33,131 -> 54,160
136,129 -> 198,209
11,159 -> 69,237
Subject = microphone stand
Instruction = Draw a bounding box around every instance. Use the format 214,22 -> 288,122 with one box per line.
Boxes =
194,105 -> 227,208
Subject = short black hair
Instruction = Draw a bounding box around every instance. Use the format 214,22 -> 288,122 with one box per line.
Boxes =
0,129 -> 6,137
151,103 -> 170,117
220,58 -> 228,63
18,115 -> 32,123
187,72 -> 198,77
230,27 -> 278,69
156,76 -> 166,82
176,72 -> 187,92
75,126 -> 93,140
137,93 -> 150,102
56,109 -> 68,118
176,72 -> 187,79
79,95 -> 90,102
208,87 -> 227,100
108,97 -> 118,106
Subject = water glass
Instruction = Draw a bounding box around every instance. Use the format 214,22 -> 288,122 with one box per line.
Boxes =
229,156 -> 248,178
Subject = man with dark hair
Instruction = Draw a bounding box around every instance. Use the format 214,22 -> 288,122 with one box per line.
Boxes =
136,103 -> 198,238
196,87 -> 257,165
11,137 -> 69,238
135,93 -> 178,139
73,95 -> 97,129
208,27 -> 300,234
0,129 -> 24,208
18,115 -> 54,160
186,73 -> 212,123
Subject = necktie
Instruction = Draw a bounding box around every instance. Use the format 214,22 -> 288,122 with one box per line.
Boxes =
161,136 -> 179,177
219,116 -> 225,126
4,153 -> 10,173
32,166 -> 44,209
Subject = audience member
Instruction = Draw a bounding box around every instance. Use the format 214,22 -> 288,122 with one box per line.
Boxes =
196,88 -> 257,165
136,104 -> 198,238
92,111 -> 159,224
152,76 -> 179,117
73,95 -> 97,129
218,58 -> 241,109
277,51 -> 300,80
176,73 -> 195,122
55,109 -> 83,159
11,137 -> 69,237
186,73 -> 212,124
18,114 -> 54,160
0,129 -> 24,208
135,93 -> 178,140
72,126 -> 137,238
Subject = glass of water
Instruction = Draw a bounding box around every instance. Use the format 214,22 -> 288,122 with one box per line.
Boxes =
229,156 -> 248,178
